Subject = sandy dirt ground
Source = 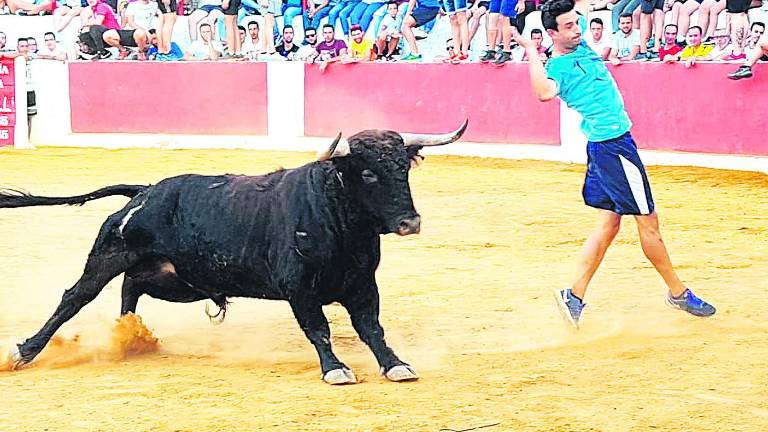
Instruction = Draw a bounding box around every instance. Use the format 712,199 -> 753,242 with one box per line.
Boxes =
0,147 -> 766,432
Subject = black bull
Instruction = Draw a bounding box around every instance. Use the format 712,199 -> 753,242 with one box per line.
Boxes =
1,121 -> 467,384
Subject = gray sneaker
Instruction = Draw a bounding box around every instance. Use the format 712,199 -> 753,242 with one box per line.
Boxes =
665,289 -> 716,317
554,288 -> 585,329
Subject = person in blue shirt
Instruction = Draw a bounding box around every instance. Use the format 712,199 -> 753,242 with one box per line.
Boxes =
511,0 -> 716,329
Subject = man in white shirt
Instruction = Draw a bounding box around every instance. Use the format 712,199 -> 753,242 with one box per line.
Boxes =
609,12 -> 640,64
184,23 -> 224,60
125,0 -> 160,32
585,17 -> 611,60
241,20 -> 262,58
38,32 -> 68,60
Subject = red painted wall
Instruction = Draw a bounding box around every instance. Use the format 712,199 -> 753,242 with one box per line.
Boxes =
611,62 -> 768,156
303,62 -> 561,145
69,62 -> 268,135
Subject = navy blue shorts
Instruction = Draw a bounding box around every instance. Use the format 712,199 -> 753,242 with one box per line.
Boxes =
412,6 -> 440,27
582,132 -> 655,216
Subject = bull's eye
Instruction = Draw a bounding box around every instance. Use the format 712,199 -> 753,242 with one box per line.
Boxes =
361,169 -> 378,184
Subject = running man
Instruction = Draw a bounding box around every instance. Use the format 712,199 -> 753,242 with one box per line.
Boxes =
511,0 -> 716,329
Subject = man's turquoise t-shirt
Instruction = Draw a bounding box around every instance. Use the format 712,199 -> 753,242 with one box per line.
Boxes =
544,15 -> 632,142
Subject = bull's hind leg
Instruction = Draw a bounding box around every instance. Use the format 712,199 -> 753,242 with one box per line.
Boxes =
341,285 -> 418,382
13,235 -> 140,367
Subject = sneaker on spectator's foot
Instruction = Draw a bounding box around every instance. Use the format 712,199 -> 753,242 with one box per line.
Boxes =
118,49 -> 129,60
553,288 -> 585,329
442,53 -> 458,63
400,53 -> 422,61
93,50 -> 112,60
492,51 -> 511,66
479,49 -> 497,63
665,289 -> 716,317
451,52 -> 469,64
413,28 -> 428,40
635,52 -> 651,61
728,65 -> 753,80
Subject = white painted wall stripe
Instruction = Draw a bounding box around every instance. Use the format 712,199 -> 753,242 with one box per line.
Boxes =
267,61 -> 305,138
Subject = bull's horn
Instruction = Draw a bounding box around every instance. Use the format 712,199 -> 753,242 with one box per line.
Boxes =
400,119 -> 468,147
317,132 -> 350,160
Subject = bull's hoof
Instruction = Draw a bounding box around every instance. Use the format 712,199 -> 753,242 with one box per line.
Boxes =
322,368 -> 357,385
382,365 -> 419,382
5,345 -> 24,371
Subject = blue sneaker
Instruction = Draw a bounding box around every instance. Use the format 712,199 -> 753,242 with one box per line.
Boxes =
666,289 -> 716,317
554,288 -> 585,329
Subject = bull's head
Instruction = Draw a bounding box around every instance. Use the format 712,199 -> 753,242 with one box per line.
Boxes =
317,120 -> 468,236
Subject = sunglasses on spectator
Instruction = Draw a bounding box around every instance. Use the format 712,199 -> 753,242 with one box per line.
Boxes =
306,34 -> 316,37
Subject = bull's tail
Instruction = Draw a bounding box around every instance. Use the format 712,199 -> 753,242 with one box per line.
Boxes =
0,184 -> 149,209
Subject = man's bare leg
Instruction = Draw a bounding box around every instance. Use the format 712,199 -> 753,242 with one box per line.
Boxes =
571,209 -> 622,300
634,212 -> 686,296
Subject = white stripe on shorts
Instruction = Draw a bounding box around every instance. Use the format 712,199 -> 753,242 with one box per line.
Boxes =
618,154 -> 650,215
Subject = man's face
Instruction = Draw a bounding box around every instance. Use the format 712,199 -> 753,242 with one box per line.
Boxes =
239,28 -> 246,43
387,3 -> 398,17
713,29 -> 729,48
686,28 -> 702,47
590,22 -> 603,41
663,26 -> 677,44
28,39 -> 37,53
200,25 -> 212,42
17,40 -> 29,55
87,0 -> 98,7
305,30 -> 317,46
549,10 -> 582,50
750,25 -> 765,43
0,33 -> 6,49
323,27 -> 334,43
532,32 -> 543,48
351,29 -> 363,43
618,16 -> 632,34
248,24 -> 259,40
284,28 -> 294,43
44,35 -> 56,51
149,33 -> 158,46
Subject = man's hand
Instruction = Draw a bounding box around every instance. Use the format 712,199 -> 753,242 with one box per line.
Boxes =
684,56 -> 696,68
510,27 -> 535,50
515,0 -> 524,13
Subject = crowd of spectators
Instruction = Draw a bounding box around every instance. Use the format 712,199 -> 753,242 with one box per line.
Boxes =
0,0 -> 766,67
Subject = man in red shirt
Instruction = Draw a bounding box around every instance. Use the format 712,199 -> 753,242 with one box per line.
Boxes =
659,23 -> 683,63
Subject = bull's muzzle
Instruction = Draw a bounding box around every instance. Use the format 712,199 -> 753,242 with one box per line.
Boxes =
396,215 -> 421,236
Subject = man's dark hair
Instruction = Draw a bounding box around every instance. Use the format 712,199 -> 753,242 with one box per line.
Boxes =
304,26 -> 316,35
148,28 -> 157,35
350,24 -> 363,33
688,25 -> 703,35
531,28 -> 543,36
619,12 -> 632,20
590,17 -> 602,26
17,37 -> 28,46
248,21 -> 259,29
237,25 -> 246,32
27,36 -> 36,43
387,0 -> 397,5
43,31 -> 56,40
322,23 -> 334,31
541,0 -> 575,31
664,23 -> 677,31
750,21 -> 765,31
199,23 -> 212,30
284,25 -> 294,33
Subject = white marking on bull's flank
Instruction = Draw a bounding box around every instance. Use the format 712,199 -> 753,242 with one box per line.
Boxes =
296,231 -> 307,237
119,204 -> 144,234
336,172 -> 344,188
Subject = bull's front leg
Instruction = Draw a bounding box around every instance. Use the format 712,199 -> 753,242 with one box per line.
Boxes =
289,293 -> 356,385
341,285 -> 418,382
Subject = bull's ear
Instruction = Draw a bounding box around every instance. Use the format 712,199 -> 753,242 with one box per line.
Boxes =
406,145 -> 425,169
317,132 -> 350,161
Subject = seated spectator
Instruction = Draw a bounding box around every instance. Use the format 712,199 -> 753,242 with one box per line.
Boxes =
375,1 -> 402,59
27,37 -> 38,54
147,28 -> 183,60
222,0 -> 243,57
638,0 -> 663,60
585,17 -> 611,60
305,0 -> 332,30
347,23 -> 375,60
257,0 -> 280,54
400,0 -> 441,61
53,0 -> 85,32
316,22 -> 347,60
609,13 -> 640,64
671,0 -> 700,43
328,0 -> 361,38
188,0 -> 223,42
697,0 -> 726,41
521,28 -> 548,62
5,0 -> 54,15
78,24 -> 150,60
184,22 -> 224,60
238,25 -> 246,47
745,21 -> 766,60
38,32 -> 68,60
282,0 -> 304,34
350,0 -> 387,34
242,21 -> 262,58
709,27 -> 734,59
276,25 -> 300,58
124,0 -> 159,32
728,21 -> 768,79
0,32 -> 8,52
680,25 -> 713,66
296,26 -> 319,61
81,0 -> 122,30
658,23 -> 683,62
